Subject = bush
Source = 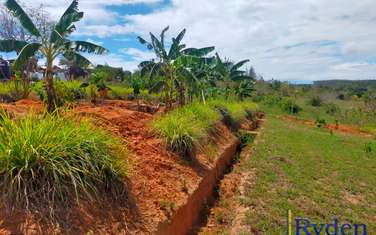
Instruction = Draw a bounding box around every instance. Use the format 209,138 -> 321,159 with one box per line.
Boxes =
315,118 -> 327,128
0,112 -> 129,211
280,98 -> 301,114
337,94 -> 345,100
0,80 -> 25,102
309,96 -> 323,107
32,80 -> 87,104
364,142 -> 376,154
324,102 -> 340,115
109,85 -> 133,99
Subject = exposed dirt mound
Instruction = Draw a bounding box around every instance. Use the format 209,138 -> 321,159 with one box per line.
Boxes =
0,99 -> 43,116
281,115 -> 374,138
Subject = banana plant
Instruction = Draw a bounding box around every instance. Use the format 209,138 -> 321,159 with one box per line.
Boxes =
138,26 -> 214,109
0,0 -> 107,112
213,54 -> 252,99
235,80 -> 255,101
80,72 -> 110,105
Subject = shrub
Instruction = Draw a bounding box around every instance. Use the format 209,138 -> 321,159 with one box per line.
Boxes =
364,142 -> 376,153
337,94 -> 345,100
0,112 -> 129,211
324,102 -> 340,115
109,85 -> 133,99
315,118 -> 327,128
280,98 -> 301,114
0,80 -> 25,102
309,96 -> 323,107
32,80 -> 87,104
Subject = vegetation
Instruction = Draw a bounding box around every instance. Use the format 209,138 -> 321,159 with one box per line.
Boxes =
0,112 -> 129,211
152,100 -> 257,157
243,117 -> 376,234
0,0 -> 107,111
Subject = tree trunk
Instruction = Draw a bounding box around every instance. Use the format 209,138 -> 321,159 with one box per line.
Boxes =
46,60 -> 57,112
178,84 -> 185,107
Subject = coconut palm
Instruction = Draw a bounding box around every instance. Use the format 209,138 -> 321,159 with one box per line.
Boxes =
138,26 -> 214,109
0,0 -> 107,112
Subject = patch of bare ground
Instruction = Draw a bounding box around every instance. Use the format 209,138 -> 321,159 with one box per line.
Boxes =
0,99 -> 240,235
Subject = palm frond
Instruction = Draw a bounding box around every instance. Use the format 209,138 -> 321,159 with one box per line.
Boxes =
66,41 -> 108,55
63,51 -> 91,67
182,46 -> 215,57
51,0 -> 83,42
231,59 -> 250,72
13,43 -> 41,70
160,26 -> 169,49
5,0 -> 41,37
0,39 -> 28,53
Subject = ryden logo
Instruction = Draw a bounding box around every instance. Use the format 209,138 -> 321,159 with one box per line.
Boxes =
286,210 -> 367,235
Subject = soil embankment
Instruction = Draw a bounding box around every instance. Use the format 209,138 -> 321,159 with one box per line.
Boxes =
0,100 -> 258,235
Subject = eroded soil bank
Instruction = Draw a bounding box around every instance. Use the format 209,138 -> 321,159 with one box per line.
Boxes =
0,100 -> 258,235
197,117 -> 264,235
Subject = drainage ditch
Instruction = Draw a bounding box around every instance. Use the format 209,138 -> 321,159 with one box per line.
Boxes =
156,114 -> 263,235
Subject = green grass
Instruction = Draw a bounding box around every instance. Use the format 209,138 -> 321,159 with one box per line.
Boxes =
243,115 -> 376,234
152,102 -> 220,156
108,85 -> 133,99
0,112 -> 129,211
152,100 -> 257,157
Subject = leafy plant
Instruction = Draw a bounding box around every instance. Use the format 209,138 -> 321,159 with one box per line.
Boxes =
315,118 -> 327,128
0,0 -> 107,112
81,72 -> 110,104
280,98 -> 301,114
138,26 -> 214,109
235,80 -> 255,101
309,96 -> 323,107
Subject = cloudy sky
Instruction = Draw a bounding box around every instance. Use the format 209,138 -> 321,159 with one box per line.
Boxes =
1,0 -> 376,82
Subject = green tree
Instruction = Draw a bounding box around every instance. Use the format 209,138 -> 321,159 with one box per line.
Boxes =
0,0 -> 107,112
213,54 -> 252,99
138,26 -> 214,109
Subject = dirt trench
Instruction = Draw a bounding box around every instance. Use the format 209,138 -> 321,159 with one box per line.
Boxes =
0,99 -> 263,235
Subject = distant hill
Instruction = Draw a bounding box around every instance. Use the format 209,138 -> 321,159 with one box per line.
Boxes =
313,80 -> 376,89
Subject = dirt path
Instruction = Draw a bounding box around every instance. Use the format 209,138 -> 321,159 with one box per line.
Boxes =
281,115 -> 374,138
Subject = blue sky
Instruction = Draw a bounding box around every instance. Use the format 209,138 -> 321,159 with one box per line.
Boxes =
1,0 -> 376,81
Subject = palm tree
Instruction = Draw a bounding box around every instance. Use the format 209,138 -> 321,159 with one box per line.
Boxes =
0,0 -> 107,112
138,26 -> 214,109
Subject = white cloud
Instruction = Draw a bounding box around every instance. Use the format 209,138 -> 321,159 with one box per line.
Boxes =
120,0 -> 376,80
86,38 -> 103,46
85,53 -> 139,70
119,48 -> 154,61
3,0 -> 376,80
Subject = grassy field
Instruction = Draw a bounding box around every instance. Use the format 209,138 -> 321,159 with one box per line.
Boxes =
243,115 -> 376,234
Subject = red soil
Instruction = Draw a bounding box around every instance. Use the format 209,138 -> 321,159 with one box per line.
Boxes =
0,99 -> 237,234
0,99 -> 43,116
281,115 -> 374,138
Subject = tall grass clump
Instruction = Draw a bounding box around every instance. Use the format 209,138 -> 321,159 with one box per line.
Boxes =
208,99 -> 258,129
152,102 -> 220,157
0,112 -> 129,211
